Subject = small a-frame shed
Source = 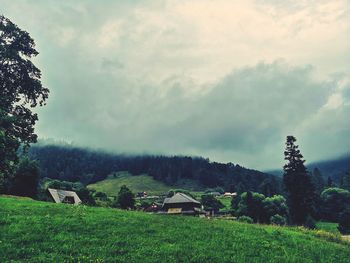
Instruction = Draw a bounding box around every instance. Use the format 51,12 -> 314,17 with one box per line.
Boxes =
48,188 -> 82,205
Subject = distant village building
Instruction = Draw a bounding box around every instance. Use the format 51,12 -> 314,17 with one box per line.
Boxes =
48,188 -> 82,205
144,202 -> 161,212
223,192 -> 237,197
137,192 -> 148,198
160,193 -> 204,215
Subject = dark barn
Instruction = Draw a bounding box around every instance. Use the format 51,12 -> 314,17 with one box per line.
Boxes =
160,193 -> 203,215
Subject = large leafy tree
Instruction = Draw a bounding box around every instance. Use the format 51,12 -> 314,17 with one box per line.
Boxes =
283,136 -> 315,225
116,185 -> 135,209
0,15 -> 49,192
201,194 -> 224,213
10,157 -> 40,198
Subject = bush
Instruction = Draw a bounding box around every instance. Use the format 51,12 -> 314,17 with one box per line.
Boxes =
10,158 -> 40,198
238,216 -> 253,224
263,195 -> 288,223
270,214 -> 287,226
94,191 -> 108,201
303,215 -> 316,229
338,208 -> 350,235
320,187 -> 350,222
115,185 -> 135,209
236,191 -> 265,223
201,194 -> 224,212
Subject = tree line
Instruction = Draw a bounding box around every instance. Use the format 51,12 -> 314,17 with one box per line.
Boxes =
28,144 -> 281,194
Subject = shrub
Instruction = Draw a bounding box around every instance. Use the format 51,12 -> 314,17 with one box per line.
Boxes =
338,208 -> 350,235
320,187 -> 350,222
94,191 -> 108,201
236,191 -> 265,223
270,214 -> 287,226
238,216 -> 253,224
263,195 -> 288,223
115,185 -> 135,209
201,194 -> 224,212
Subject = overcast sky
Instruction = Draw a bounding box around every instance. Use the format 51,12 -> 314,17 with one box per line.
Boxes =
1,0 -> 350,170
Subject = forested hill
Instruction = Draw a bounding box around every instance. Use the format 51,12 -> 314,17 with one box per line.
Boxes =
307,154 -> 350,183
28,145 -> 281,194
267,154 -> 350,185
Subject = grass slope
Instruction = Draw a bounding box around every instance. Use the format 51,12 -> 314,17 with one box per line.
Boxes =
87,171 -> 172,196
1,196 -> 350,262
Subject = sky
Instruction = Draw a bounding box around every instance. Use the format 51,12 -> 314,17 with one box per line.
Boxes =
1,0 -> 350,170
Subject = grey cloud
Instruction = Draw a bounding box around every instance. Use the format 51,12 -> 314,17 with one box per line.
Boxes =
1,0 -> 349,170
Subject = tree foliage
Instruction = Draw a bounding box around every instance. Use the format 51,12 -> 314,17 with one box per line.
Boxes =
28,144 -> 281,194
233,191 -> 289,224
338,207 -> 350,235
0,15 -> 49,193
235,191 -> 265,223
116,185 -> 135,209
283,136 -> 315,225
201,194 -> 224,212
10,157 -> 40,198
320,187 -> 350,222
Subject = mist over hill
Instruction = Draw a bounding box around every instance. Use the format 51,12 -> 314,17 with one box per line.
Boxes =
267,154 -> 350,184
28,144 -> 281,195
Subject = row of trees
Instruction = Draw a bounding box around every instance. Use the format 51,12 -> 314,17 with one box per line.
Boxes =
230,136 -> 350,234
29,144 -> 281,194
232,192 -> 289,225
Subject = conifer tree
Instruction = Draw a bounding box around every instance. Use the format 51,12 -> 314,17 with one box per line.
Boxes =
283,136 -> 315,225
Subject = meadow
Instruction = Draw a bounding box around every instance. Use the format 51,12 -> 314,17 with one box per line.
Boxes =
87,171 -> 203,196
87,171 -> 172,196
1,196 -> 350,263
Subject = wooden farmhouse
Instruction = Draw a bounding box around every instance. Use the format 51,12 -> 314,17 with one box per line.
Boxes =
160,193 -> 204,215
48,188 -> 82,205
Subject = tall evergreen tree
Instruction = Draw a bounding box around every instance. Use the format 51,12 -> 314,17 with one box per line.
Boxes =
283,136 -> 315,225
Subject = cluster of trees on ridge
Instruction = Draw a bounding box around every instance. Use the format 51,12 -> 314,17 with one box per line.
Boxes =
227,136 -> 350,234
28,144 -> 281,194
0,15 -> 349,235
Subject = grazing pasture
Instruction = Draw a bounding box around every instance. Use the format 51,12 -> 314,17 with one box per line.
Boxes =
1,196 -> 350,262
87,171 -> 172,196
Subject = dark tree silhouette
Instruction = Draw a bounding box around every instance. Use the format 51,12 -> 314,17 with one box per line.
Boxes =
0,15 -> 49,193
116,185 -> 135,209
283,136 -> 315,225
201,194 -> 224,213
10,158 -> 40,198
311,168 -> 325,194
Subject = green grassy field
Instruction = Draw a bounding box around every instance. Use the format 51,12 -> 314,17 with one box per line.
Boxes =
316,222 -> 340,235
1,196 -> 350,262
87,171 -> 203,196
87,171 -> 172,196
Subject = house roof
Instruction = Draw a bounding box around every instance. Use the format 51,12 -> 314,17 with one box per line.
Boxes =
163,193 -> 200,205
48,188 -> 82,205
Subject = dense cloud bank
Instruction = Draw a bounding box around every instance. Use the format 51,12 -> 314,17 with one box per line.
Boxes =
1,0 -> 349,169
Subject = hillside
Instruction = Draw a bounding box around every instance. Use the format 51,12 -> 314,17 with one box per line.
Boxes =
308,155 -> 350,183
87,171 -> 178,196
1,196 -> 350,262
29,144 -> 281,194
267,154 -> 350,183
